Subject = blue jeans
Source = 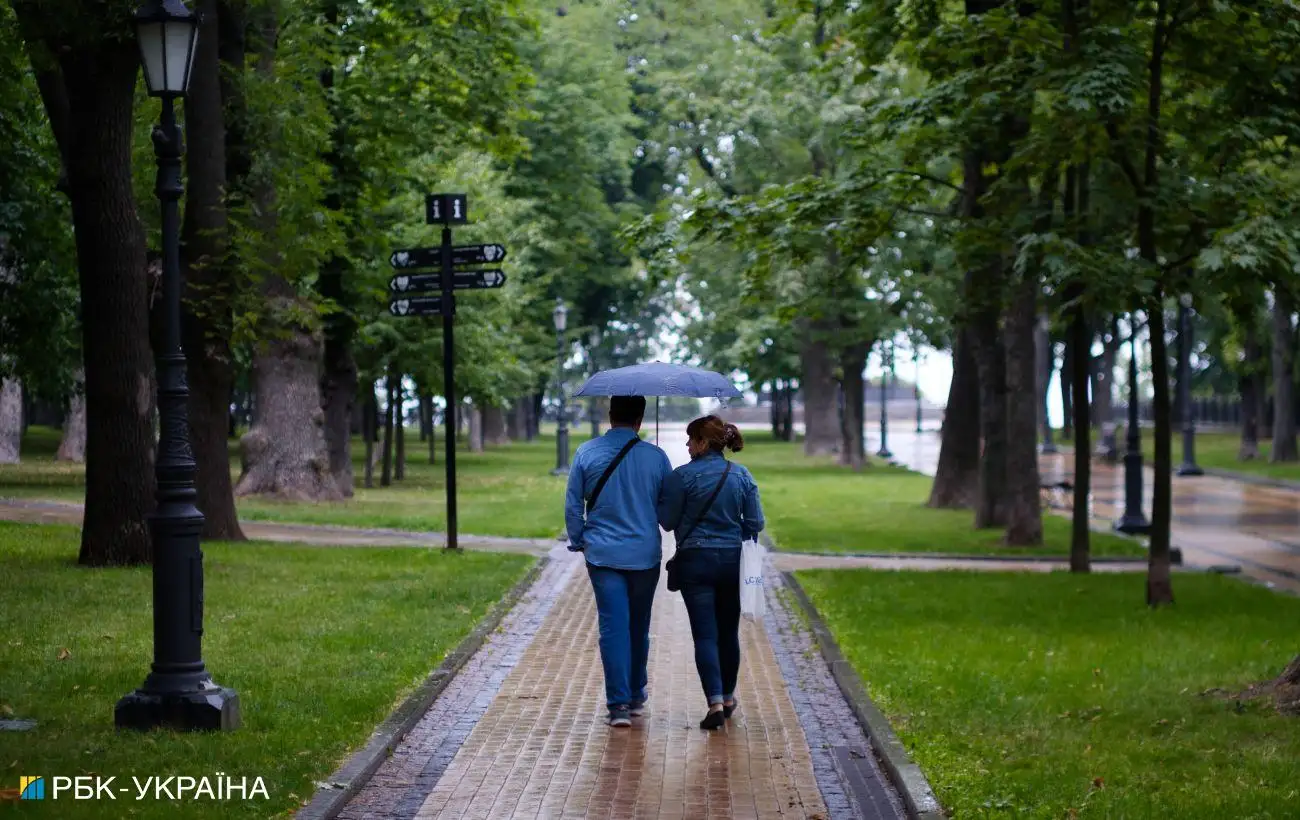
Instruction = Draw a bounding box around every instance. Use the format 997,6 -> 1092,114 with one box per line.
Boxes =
676,548 -> 742,705
586,564 -> 660,708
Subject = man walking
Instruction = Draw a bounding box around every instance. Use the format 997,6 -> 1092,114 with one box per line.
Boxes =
564,395 -> 673,727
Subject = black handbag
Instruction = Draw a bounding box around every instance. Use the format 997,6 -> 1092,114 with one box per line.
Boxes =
666,461 -> 732,592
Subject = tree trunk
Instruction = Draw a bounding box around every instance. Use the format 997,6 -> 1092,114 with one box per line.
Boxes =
483,404 -> 509,446
1035,316 -> 1053,445
838,346 -> 868,470
363,386 -> 375,489
56,33 -> 156,566
419,394 -> 431,441
380,370 -> 395,487
56,371 -> 87,463
1059,337 -> 1075,439
182,0 -> 244,539
1095,319 -> 1120,454
506,398 -> 522,440
929,331 -> 981,508
0,378 -> 20,464
970,264 -> 1008,529
1271,289 -> 1298,461
770,381 -> 781,438
1003,276 -> 1042,545
234,8 -> 339,503
428,399 -> 437,465
320,336 -> 357,497
1147,301 -> 1175,606
1070,307 -> 1092,572
1239,320 -> 1262,460
783,381 -> 795,441
468,405 -> 484,452
395,384 -> 405,481
799,323 -> 839,456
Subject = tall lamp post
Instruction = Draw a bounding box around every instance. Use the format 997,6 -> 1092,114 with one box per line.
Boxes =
1177,293 -> 1203,476
1038,314 -> 1058,453
914,348 -> 923,434
877,342 -> 893,459
116,0 -> 240,731
1116,313 -> 1151,534
552,299 -> 570,475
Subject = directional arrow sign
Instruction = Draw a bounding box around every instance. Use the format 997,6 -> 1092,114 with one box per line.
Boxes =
389,270 -> 506,293
388,296 -> 446,317
389,244 -> 507,269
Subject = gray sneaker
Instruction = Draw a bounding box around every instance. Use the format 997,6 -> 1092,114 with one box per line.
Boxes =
629,700 -> 647,717
607,705 -> 632,727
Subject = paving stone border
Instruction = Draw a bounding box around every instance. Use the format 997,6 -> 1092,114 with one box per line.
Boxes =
782,571 -> 944,820
296,557 -> 549,820
1201,467 -> 1300,491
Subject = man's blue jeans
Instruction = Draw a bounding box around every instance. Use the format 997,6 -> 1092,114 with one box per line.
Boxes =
586,564 -> 660,708
675,547 -> 742,705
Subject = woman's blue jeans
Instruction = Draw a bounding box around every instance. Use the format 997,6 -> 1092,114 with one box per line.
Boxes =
676,547 -> 742,705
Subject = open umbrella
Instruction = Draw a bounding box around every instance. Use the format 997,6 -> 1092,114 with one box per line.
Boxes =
574,362 -> 742,442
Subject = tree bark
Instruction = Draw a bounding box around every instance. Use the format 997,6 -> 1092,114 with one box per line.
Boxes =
468,405 -> 484,452
0,377 -> 20,464
363,385 -> 375,488
1070,307 -> 1092,572
1003,276 -> 1042,545
799,322 -> 839,456
428,399 -> 437,465
837,345 -> 868,470
395,381 -> 405,481
419,394 -> 431,441
783,381 -> 795,440
182,0 -> 243,539
1147,301 -> 1175,605
483,404 -> 509,446
320,332 -> 357,496
1059,337 -> 1075,439
1095,319 -> 1120,453
380,369 -> 395,487
929,331 -> 981,508
56,370 -> 86,463
1239,319 -> 1262,460
970,263 -> 1008,529
1271,289 -> 1298,461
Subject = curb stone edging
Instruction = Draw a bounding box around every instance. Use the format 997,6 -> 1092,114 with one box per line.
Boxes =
782,571 -> 944,820
1201,466 -> 1300,492
295,557 -> 550,820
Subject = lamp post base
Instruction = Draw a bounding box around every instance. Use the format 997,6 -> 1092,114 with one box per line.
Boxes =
1039,441 -> 1060,454
1114,515 -> 1151,536
1177,463 -> 1204,477
876,448 -> 892,459
550,466 -> 570,476
115,680 -> 240,732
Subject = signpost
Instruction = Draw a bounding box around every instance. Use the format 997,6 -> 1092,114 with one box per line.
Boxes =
389,270 -> 506,293
387,195 -> 509,551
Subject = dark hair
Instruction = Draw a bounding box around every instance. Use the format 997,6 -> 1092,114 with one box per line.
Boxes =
608,395 -> 647,426
686,415 -> 744,453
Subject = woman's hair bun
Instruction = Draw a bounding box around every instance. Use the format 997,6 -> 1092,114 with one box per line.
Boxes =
723,423 -> 745,453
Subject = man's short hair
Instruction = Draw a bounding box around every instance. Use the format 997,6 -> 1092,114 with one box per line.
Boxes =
608,395 -> 646,426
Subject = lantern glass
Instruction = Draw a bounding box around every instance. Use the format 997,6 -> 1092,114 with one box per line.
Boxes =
553,301 -> 568,332
136,2 -> 198,96
1179,293 -> 1193,309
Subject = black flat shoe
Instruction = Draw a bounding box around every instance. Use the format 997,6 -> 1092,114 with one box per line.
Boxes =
700,709 -> 725,730
723,699 -> 738,719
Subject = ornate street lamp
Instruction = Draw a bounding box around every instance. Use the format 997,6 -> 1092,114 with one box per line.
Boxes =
552,299 -> 570,475
876,342 -> 892,459
1177,293 -> 1203,476
1116,314 -> 1151,534
116,0 -> 240,731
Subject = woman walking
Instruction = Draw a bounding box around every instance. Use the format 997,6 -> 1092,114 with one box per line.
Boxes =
660,415 -> 765,730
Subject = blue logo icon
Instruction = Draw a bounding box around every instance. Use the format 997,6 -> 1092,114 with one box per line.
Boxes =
20,776 -> 45,800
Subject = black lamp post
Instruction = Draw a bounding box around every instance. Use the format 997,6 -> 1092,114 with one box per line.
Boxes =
1116,314 -> 1151,535
1177,293 -> 1203,476
877,342 -> 892,458
116,0 -> 240,731
552,299 -> 570,475
1038,314 -> 1058,454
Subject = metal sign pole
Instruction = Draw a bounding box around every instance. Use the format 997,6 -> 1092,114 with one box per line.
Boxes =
441,225 -> 458,550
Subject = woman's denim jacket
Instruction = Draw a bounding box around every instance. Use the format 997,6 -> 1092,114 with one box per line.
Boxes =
658,451 -> 764,549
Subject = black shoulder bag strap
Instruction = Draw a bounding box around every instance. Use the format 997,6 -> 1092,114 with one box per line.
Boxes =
678,461 -> 732,544
585,437 -> 640,513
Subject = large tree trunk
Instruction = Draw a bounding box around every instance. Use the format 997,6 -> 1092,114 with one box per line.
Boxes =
56,371 -> 87,463
468,405 -> 484,452
320,335 -> 357,496
0,377 -> 20,464
1003,277 -> 1043,545
1240,319 -> 1262,460
182,0 -> 243,539
380,370 -> 396,487
1271,289 -> 1298,462
234,7 -> 340,503
57,31 -> 156,565
970,263 -> 1009,529
837,345 -> 868,470
483,404 -> 509,446
1147,301 -> 1175,605
1070,307 -> 1092,572
929,331 -> 981,508
799,322 -> 839,456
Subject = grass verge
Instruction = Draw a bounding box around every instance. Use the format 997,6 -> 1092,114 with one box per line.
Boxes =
0,521 -> 532,818
734,436 -> 1145,558
798,568 -> 1300,818
0,427 -> 584,539
1140,430 -> 1300,483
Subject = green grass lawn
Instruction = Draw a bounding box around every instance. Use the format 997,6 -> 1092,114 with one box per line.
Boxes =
799,569 -> 1300,819
1139,430 -> 1300,483
734,436 -> 1146,558
0,426 -> 585,539
0,520 -> 532,818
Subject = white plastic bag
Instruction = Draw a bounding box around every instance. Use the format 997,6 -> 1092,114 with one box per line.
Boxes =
740,538 -> 766,620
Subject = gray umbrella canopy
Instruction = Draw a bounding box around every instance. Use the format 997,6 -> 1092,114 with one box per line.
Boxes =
574,362 -> 742,399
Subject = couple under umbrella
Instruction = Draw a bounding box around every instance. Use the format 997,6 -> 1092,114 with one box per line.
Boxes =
564,363 -> 766,729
